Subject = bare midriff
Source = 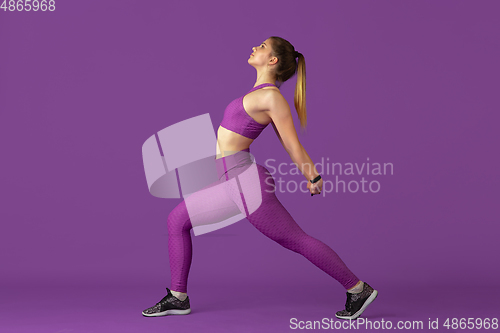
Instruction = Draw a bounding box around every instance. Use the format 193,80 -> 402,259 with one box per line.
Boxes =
215,126 -> 254,159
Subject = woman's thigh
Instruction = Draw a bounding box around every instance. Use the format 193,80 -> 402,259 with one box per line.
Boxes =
182,176 -> 247,229
242,163 -> 307,239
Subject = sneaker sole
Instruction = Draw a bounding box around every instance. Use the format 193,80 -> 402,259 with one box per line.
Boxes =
335,290 -> 378,320
142,308 -> 191,317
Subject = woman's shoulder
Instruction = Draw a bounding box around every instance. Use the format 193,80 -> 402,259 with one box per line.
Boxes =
259,86 -> 283,99
259,87 -> 289,114
265,87 -> 287,104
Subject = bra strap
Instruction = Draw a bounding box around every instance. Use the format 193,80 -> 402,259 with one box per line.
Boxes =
248,83 -> 276,93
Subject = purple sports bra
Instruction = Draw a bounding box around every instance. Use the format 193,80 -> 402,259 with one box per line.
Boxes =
219,83 -> 276,140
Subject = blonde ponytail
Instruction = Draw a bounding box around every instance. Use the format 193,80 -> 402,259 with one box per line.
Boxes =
294,52 -> 307,133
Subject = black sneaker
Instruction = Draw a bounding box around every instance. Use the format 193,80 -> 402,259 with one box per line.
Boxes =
142,288 -> 191,317
335,282 -> 378,320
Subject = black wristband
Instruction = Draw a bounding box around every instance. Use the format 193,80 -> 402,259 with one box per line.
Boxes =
310,175 -> 321,184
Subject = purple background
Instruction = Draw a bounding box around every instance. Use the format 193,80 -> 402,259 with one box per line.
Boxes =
1,0 -> 499,332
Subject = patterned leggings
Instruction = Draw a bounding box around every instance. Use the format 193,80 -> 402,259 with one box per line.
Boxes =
166,148 -> 359,293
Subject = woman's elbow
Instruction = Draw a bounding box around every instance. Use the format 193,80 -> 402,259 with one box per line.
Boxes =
286,142 -> 303,155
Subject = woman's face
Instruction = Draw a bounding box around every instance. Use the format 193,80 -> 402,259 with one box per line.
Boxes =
249,38 -> 273,65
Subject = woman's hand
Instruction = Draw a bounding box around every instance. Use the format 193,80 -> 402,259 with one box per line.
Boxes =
307,178 -> 323,196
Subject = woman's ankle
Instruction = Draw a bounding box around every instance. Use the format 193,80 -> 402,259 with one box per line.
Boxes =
347,281 -> 364,294
171,290 -> 188,301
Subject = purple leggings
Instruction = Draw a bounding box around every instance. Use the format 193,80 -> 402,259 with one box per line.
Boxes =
166,148 -> 359,293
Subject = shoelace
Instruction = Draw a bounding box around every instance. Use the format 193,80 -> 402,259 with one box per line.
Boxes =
158,295 -> 170,306
160,294 -> 186,305
344,294 -> 352,312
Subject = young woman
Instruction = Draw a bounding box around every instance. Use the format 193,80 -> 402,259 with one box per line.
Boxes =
142,36 -> 377,320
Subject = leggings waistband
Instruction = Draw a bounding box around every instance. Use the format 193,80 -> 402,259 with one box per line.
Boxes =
215,148 -> 254,181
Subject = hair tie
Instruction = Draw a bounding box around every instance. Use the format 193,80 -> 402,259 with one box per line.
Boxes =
295,51 -> 299,58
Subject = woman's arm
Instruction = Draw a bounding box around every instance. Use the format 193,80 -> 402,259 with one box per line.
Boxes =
271,121 -> 285,147
267,92 -> 320,182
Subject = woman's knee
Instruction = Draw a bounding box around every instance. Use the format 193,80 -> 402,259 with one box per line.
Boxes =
167,202 -> 192,234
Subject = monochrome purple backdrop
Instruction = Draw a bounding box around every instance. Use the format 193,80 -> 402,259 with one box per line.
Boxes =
1,0 -> 498,332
